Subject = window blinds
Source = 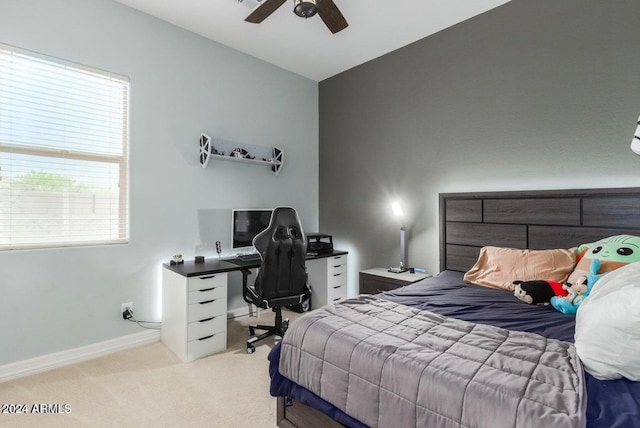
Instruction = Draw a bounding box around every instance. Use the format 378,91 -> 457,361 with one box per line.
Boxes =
0,44 -> 130,250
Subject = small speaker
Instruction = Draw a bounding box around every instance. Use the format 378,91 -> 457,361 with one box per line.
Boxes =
195,256 -> 205,263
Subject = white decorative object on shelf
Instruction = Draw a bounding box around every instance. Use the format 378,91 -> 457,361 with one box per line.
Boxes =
631,114 -> 640,155
198,133 -> 284,175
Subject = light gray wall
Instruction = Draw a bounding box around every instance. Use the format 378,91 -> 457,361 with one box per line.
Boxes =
0,0 -> 318,365
319,0 -> 640,292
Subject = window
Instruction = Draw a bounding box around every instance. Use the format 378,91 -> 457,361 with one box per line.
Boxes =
0,44 -> 129,250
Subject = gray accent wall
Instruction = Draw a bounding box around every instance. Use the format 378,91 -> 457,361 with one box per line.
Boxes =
319,0 -> 640,292
0,0 -> 318,365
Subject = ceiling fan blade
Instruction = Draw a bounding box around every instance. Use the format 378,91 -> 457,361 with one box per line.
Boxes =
245,0 -> 287,23
317,0 -> 348,34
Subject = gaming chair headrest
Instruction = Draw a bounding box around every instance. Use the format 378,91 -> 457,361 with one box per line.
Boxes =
252,207 -> 306,255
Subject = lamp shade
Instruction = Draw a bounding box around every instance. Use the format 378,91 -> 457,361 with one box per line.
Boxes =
391,201 -> 404,218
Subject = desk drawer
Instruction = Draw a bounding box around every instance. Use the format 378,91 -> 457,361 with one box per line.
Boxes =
327,269 -> 346,287
188,298 -> 226,323
327,256 -> 347,274
188,285 -> 226,305
328,256 -> 347,288
188,274 -> 226,292
328,283 -> 347,303
187,332 -> 226,360
188,314 -> 226,341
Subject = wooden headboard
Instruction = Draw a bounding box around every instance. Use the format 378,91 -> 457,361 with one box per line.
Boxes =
439,187 -> 640,272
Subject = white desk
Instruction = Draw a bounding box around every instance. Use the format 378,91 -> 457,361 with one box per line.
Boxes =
161,251 -> 348,362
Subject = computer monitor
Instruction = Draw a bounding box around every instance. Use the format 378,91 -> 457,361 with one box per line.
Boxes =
231,209 -> 273,253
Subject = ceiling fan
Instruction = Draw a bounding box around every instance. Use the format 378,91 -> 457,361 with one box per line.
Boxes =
243,0 -> 348,34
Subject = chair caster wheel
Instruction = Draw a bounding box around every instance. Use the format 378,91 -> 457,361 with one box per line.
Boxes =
247,346 -> 255,354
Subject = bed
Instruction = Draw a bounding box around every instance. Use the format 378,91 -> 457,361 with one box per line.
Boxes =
269,187 -> 640,428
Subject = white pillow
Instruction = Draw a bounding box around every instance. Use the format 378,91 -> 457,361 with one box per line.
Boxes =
574,261 -> 640,380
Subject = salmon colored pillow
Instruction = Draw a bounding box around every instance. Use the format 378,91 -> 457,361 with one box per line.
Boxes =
463,246 -> 576,291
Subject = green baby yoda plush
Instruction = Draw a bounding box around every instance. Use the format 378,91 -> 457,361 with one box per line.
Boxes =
552,235 -> 640,315
567,234 -> 640,285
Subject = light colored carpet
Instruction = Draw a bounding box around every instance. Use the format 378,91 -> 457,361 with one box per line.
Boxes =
0,309 -> 301,428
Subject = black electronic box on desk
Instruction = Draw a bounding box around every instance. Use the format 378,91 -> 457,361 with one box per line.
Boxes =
306,233 -> 333,255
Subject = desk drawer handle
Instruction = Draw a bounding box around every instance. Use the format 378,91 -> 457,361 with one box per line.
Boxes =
198,316 -> 217,323
199,299 -> 217,305
333,285 -> 342,289
333,264 -> 343,268
333,273 -> 342,277
199,287 -> 217,292
198,334 -> 216,341
200,275 -> 216,280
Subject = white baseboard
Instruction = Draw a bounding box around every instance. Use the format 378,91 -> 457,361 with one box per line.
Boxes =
0,330 -> 160,383
227,305 -> 253,319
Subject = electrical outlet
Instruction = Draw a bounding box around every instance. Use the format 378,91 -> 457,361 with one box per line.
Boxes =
121,302 -> 133,320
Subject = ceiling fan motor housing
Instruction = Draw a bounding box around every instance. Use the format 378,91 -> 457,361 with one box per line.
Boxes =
244,0 -> 347,34
294,0 -> 320,18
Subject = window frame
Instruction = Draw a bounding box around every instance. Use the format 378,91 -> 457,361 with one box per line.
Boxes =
0,43 -> 130,250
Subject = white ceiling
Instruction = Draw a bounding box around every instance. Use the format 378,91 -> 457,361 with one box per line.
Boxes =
114,0 -> 511,81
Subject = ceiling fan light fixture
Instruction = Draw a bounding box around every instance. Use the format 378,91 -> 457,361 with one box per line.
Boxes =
293,0 -> 320,18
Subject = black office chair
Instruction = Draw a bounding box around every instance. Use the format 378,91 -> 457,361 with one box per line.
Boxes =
242,207 -> 311,354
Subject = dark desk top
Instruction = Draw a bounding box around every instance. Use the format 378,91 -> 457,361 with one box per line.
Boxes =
163,250 -> 348,277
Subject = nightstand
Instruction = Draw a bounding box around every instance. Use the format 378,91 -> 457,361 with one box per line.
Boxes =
359,268 -> 431,294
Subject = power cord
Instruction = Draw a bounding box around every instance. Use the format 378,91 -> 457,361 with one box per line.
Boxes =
125,308 -> 161,330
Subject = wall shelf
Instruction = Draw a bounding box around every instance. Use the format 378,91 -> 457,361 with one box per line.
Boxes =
199,133 -> 284,176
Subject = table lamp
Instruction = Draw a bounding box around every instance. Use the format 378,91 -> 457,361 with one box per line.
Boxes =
389,201 -> 408,273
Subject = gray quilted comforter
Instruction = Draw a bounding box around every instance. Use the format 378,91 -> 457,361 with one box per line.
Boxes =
279,295 -> 586,428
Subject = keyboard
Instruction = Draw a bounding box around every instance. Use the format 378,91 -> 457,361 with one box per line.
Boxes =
236,253 -> 262,262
